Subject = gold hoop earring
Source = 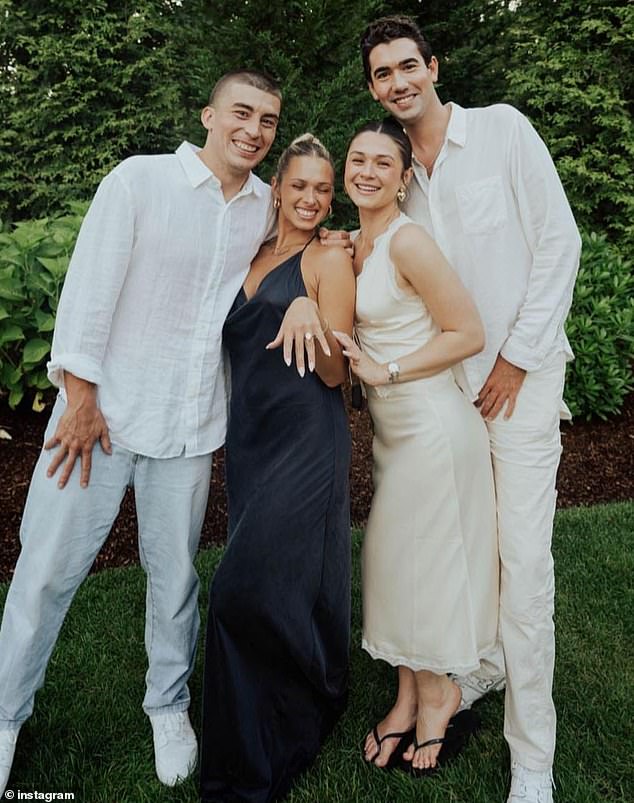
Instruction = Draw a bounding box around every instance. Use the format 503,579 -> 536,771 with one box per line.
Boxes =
327,204 -> 333,217
397,186 -> 407,203
273,197 -> 280,209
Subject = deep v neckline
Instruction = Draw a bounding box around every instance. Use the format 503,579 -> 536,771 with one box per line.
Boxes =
241,235 -> 315,303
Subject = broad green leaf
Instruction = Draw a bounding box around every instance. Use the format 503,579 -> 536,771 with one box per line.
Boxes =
0,364 -> 22,386
8,386 -> 24,408
0,277 -> 24,301
22,337 -> 51,365
37,256 -> 69,277
34,309 -> 56,332
0,322 -> 24,346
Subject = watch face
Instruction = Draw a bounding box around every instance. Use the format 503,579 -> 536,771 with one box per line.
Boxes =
388,362 -> 400,382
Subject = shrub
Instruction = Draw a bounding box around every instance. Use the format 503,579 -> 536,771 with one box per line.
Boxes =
0,214 -> 632,420
565,230 -> 634,419
0,203 -> 86,409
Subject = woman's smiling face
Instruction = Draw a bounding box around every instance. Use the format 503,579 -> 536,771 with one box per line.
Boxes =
274,155 -> 334,230
344,131 -> 406,210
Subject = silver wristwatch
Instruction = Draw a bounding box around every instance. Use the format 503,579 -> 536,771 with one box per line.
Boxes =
387,361 -> 400,384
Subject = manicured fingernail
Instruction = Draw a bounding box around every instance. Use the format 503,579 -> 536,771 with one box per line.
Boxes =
298,366 -> 305,377
285,355 -> 291,366
309,361 -> 315,372
324,346 -> 331,356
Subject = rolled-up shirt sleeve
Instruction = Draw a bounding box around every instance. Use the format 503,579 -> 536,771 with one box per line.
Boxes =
500,111 -> 582,371
47,170 -> 135,389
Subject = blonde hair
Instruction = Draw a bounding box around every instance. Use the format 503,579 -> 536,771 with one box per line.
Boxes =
275,133 -> 334,182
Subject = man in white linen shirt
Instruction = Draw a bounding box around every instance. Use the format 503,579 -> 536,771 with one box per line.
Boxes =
0,69 -> 288,794
360,16 -> 581,803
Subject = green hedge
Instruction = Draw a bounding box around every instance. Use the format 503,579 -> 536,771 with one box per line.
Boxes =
0,204 -> 87,409
0,214 -> 632,419
565,231 -> 633,419
2,0 -> 632,256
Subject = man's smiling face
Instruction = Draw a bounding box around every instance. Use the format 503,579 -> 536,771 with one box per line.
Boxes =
367,38 -> 438,125
202,82 -> 281,178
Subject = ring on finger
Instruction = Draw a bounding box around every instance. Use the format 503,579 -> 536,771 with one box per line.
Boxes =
304,332 -> 313,341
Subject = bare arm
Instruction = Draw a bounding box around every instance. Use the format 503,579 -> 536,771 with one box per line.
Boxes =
44,372 -> 111,488
304,245 -> 355,387
336,224 -> 484,386
266,246 -> 355,385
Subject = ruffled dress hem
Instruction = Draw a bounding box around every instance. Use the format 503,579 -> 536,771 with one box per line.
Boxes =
361,637 -> 499,676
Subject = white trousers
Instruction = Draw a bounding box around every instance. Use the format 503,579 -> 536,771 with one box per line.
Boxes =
0,396 -> 212,728
474,352 -> 567,771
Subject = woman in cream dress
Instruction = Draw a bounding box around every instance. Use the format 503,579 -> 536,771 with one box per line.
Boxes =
334,119 -> 499,773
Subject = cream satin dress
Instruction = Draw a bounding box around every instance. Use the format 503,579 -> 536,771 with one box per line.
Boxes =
356,214 -> 499,674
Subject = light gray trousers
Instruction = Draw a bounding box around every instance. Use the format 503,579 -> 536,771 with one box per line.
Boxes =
0,397 -> 212,728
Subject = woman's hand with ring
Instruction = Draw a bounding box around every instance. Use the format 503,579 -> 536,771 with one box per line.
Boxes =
332,331 -> 387,387
266,297 -> 330,376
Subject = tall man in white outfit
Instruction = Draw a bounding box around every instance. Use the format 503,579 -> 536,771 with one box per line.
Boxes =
361,16 -> 581,803
0,70 -> 283,795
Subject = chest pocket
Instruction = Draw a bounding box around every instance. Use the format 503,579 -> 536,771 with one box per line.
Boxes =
455,175 -> 507,234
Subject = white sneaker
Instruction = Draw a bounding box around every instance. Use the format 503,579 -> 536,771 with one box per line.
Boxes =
507,761 -> 554,802
149,711 -> 197,786
452,672 -> 506,711
0,727 -> 20,798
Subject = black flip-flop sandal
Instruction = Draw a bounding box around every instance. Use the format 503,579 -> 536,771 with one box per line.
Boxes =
402,709 -> 480,777
364,724 -> 416,769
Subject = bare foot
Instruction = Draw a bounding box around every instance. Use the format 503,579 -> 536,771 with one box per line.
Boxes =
364,700 -> 417,768
403,677 -> 461,771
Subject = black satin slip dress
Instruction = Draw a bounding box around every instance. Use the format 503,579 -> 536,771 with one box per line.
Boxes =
200,242 -> 351,803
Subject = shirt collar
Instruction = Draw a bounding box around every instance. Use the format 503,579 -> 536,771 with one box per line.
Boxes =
411,102 -> 467,170
175,141 -> 266,198
445,102 -> 467,147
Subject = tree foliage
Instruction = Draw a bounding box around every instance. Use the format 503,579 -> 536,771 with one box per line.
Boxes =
1,0 -> 631,246
1,0 -> 632,419
503,0 -> 634,247
0,0 -> 200,221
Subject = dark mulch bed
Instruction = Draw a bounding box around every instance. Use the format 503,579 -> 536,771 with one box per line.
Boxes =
1,393 -> 633,584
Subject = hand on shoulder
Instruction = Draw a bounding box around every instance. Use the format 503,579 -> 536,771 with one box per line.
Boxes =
307,236 -> 354,278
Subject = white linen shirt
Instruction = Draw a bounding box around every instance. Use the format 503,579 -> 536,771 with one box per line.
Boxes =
404,103 -> 582,400
48,141 -> 272,457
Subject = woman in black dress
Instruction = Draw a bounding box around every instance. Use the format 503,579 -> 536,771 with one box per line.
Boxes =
200,134 -> 355,803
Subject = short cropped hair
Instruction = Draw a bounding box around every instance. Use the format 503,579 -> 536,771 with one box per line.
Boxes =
208,69 -> 282,106
360,15 -> 433,82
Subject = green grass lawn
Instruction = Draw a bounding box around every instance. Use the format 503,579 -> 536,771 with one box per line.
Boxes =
1,501 -> 632,802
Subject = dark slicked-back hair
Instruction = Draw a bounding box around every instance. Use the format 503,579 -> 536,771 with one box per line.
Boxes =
347,117 -> 413,173
360,15 -> 433,83
208,69 -> 282,106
